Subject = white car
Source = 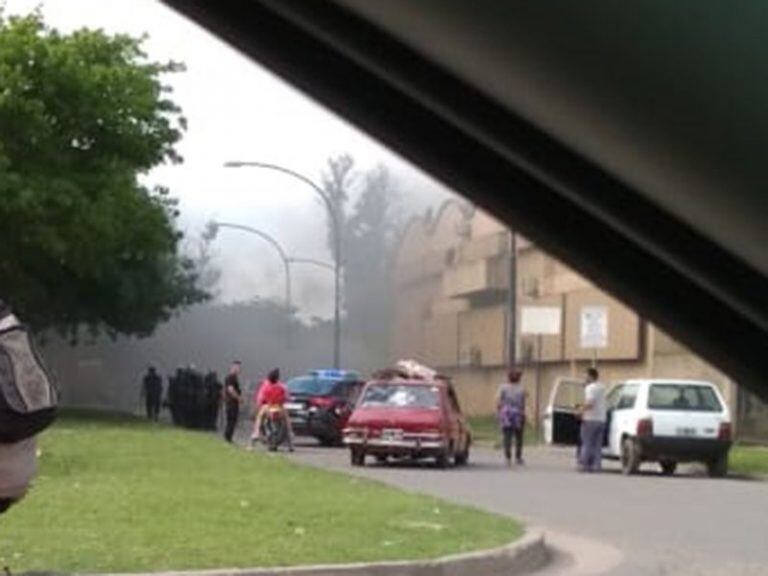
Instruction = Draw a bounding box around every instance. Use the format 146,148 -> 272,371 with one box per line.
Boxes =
543,378 -> 732,477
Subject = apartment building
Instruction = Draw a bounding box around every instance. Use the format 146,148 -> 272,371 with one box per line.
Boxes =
390,200 -> 763,434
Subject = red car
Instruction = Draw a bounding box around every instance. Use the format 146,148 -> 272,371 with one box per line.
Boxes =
343,378 -> 472,468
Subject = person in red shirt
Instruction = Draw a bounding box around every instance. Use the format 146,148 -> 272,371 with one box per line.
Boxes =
251,368 -> 294,450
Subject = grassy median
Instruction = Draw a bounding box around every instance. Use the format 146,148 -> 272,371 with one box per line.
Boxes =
468,415 -> 541,447
0,411 -> 522,574
730,444 -> 768,477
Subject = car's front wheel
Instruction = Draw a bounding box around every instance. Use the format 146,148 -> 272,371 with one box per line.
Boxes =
435,443 -> 454,469
659,460 -> 677,476
350,448 -> 365,467
454,439 -> 470,466
454,447 -> 469,466
706,454 -> 728,478
621,437 -> 641,475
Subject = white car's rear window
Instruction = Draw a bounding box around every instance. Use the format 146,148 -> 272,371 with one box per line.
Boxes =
647,384 -> 722,412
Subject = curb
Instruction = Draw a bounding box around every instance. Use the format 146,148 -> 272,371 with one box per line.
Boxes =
91,530 -> 547,576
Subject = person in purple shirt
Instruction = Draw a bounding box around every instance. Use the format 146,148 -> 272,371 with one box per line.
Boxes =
496,368 -> 527,467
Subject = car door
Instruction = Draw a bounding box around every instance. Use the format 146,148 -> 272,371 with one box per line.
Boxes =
445,385 -> 466,451
543,378 -> 583,445
336,381 -> 362,424
606,383 -> 640,457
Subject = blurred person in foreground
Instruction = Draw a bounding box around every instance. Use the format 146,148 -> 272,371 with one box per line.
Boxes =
0,299 -> 57,515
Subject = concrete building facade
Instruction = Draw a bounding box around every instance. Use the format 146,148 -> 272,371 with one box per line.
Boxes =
391,200 -> 748,429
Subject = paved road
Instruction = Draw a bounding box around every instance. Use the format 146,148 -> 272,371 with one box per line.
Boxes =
282,442 -> 767,575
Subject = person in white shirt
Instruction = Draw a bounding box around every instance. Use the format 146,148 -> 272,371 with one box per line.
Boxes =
579,367 -> 607,472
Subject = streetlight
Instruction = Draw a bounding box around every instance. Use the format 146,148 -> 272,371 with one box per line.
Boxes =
224,160 -> 343,369
287,257 -> 335,272
209,221 -> 292,312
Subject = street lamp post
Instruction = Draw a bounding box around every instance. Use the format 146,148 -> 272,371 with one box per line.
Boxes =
210,221 -> 293,312
225,161 -> 343,369
287,257 -> 335,272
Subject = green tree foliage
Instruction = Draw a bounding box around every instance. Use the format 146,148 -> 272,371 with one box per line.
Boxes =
0,11 -> 207,336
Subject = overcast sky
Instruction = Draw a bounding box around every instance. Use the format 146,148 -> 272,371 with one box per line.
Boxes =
3,0 -> 452,317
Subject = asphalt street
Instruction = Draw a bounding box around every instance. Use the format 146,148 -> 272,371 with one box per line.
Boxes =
281,442 -> 768,576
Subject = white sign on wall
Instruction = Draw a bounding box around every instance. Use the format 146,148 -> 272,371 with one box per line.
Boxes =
580,305 -> 608,348
521,306 -> 562,335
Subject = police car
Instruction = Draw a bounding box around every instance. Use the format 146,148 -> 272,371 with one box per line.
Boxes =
285,370 -> 365,446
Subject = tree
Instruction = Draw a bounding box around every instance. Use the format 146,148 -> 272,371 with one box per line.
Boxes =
320,153 -> 355,255
343,165 -> 401,360
0,11 -> 207,337
318,154 -> 403,365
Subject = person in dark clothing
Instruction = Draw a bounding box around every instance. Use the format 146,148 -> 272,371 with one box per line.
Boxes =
187,367 -> 205,428
166,368 -> 182,425
204,371 -> 223,431
142,367 -> 163,421
223,360 -> 243,442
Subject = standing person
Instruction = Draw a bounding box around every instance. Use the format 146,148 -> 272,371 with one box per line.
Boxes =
141,366 -> 163,421
204,371 -> 222,431
496,368 -> 527,466
223,360 -> 243,443
579,367 -> 607,472
166,368 -> 182,425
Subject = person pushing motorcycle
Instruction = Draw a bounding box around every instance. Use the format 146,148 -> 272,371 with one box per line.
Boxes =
251,368 -> 294,451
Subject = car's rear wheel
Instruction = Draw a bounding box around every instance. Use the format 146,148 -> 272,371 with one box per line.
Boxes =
706,454 -> 728,478
659,460 -> 677,476
350,448 -> 365,467
621,437 -> 641,475
375,454 -> 388,464
317,436 -> 340,448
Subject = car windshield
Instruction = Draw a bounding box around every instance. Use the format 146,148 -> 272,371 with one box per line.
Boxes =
360,384 -> 440,409
287,376 -> 340,397
647,384 -> 723,412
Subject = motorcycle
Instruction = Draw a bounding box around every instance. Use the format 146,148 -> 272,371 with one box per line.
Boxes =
261,405 -> 288,451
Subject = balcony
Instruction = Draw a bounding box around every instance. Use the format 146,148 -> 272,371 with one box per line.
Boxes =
443,257 -> 509,298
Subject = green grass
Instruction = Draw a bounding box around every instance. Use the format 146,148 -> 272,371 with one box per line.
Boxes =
730,444 -> 768,477
469,415 -> 541,447
0,411 -> 522,574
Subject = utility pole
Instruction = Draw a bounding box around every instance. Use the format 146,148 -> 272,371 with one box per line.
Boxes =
506,230 -> 518,367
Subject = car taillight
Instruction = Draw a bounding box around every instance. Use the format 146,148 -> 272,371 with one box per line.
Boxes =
718,422 -> 732,441
637,418 -> 653,437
